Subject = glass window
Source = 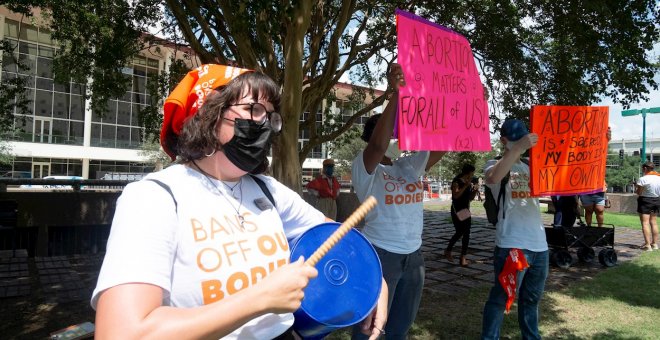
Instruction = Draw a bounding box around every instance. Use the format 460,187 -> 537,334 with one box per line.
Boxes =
70,121 -> 84,143
19,42 -> 38,55
18,54 -> 36,76
2,52 -> 18,72
71,83 -> 86,96
35,90 -> 53,117
19,24 -> 39,42
120,91 -> 132,102
50,162 -> 66,176
36,77 -> 53,91
54,81 -> 70,93
132,93 -> 144,104
134,56 -> 146,65
37,57 -> 54,78
131,127 -> 143,146
51,119 -> 68,144
69,94 -> 84,120
101,124 -> 116,147
16,116 -> 33,141
102,101 -> 117,124
38,46 -> 55,58
133,75 -> 146,93
117,101 -> 130,125
53,92 -> 70,119
38,29 -> 53,45
69,162 -> 82,176
19,74 -> 36,89
131,104 -> 142,126
4,20 -> 19,38
21,88 -> 35,115
117,126 -> 130,148
133,65 -> 146,76
116,101 -> 130,124
147,58 -> 159,68
99,100 -> 116,123
91,123 -> 102,146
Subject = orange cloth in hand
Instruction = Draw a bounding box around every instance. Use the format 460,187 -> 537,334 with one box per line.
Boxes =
161,64 -> 251,160
498,248 -> 530,314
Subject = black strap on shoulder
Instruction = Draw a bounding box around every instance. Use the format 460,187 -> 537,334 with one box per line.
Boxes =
249,174 -> 276,208
146,179 -> 178,213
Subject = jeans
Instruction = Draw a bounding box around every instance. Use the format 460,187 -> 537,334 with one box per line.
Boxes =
352,247 -> 425,340
482,247 -> 549,340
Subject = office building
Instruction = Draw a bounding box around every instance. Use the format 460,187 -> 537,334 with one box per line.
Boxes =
0,8 -> 383,180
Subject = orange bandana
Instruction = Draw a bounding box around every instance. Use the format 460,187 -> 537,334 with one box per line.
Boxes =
498,248 -> 530,313
161,64 -> 251,160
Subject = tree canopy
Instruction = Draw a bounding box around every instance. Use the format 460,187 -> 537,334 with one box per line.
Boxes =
1,0 -> 658,191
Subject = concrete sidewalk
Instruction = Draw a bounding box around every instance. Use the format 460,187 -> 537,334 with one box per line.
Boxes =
0,203 -> 646,301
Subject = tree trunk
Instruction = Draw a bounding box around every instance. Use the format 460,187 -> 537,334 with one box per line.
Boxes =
271,0 -> 312,193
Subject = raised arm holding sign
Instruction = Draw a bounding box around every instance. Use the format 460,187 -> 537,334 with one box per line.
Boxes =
529,105 -> 609,196
395,9 -> 490,152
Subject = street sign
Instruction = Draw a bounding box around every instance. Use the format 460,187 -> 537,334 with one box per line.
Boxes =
621,107 -> 660,116
620,106 -> 660,163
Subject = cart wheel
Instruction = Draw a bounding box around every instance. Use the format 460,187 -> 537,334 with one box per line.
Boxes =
598,249 -> 617,267
551,250 -> 572,269
577,247 -> 595,263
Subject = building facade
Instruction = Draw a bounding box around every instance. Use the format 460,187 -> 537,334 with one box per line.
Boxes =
0,8 -> 384,181
609,137 -> 660,167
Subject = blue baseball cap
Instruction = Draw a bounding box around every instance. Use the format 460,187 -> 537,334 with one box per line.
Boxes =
500,119 -> 529,142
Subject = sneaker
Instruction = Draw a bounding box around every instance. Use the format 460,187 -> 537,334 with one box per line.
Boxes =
640,244 -> 653,251
652,244 -> 659,250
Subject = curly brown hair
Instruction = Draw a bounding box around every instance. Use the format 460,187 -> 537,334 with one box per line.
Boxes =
176,71 -> 281,165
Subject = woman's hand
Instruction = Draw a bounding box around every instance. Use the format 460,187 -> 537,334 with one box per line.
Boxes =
258,257 -> 318,314
358,278 -> 388,339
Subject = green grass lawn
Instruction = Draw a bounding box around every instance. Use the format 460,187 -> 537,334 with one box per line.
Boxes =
329,251 -> 660,339
331,200 -> 655,339
601,211 -> 643,230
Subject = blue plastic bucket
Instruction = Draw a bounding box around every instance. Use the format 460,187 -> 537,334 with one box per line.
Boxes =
290,222 -> 382,339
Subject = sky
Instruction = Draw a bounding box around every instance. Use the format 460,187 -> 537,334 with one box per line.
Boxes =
595,73 -> 660,141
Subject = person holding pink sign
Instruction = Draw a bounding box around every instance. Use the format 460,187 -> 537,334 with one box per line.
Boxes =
351,63 -> 446,339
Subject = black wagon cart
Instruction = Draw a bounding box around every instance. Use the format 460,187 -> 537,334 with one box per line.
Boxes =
545,223 -> 617,269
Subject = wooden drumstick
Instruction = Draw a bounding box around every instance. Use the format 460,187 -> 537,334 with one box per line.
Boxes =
305,196 -> 377,267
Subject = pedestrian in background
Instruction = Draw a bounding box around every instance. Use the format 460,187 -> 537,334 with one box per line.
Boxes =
635,161 -> 660,251
444,164 -> 478,267
306,158 -> 341,220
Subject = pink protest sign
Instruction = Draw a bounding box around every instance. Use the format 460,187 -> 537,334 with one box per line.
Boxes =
395,9 -> 490,151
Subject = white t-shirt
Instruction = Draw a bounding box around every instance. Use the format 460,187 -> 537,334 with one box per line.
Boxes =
352,151 -> 429,254
484,159 -> 547,252
91,164 -> 325,339
637,173 -> 660,197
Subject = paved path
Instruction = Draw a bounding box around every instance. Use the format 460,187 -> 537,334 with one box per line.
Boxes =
0,202 -> 646,301
420,200 -> 645,296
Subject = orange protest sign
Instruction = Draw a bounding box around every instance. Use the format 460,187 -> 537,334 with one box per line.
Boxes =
529,105 -> 609,196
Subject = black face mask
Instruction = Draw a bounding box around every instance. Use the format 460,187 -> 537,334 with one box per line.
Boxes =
223,118 -> 273,173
